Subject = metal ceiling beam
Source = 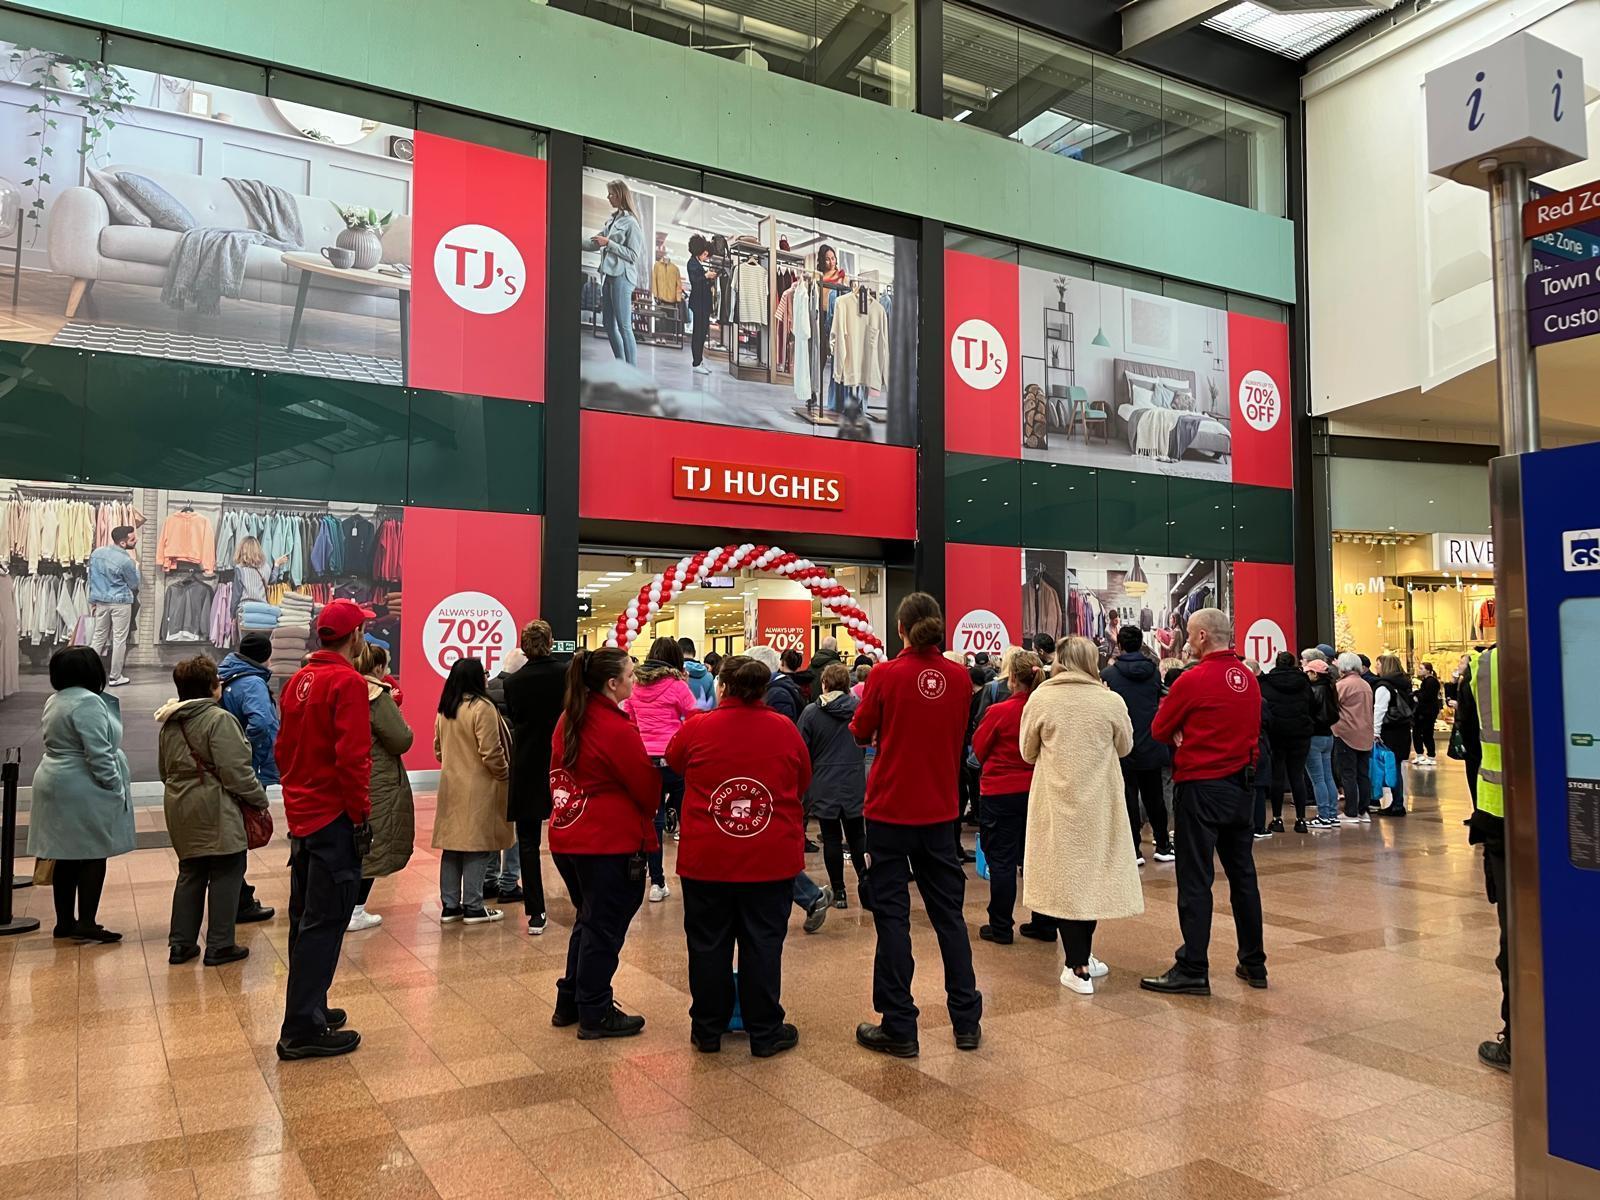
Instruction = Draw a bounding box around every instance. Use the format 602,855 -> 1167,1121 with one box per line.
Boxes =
1120,0 -> 1234,54
964,52 -> 1092,136
813,2 -> 893,89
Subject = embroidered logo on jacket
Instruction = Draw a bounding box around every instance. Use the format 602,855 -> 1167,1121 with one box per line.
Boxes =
548,769 -> 588,829
1225,666 -> 1250,694
708,776 -> 774,838
917,668 -> 948,699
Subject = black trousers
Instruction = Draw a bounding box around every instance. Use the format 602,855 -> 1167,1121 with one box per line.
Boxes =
977,792 -> 1026,934
170,850 -> 247,952
515,816 -> 547,916
1172,777 -> 1266,979
1466,750 -> 1482,807
817,814 -> 867,894
281,814 -> 360,1041
238,877 -> 261,915
648,763 -> 685,887
1485,840 -> 1509,1042
1269,736 -> 1311,821
51,857 -> 107,932
553,852 -> 645,1023
1380,727 -> 1410,808
1412,717 -> 1436,758
690,303 -> 710,365
1034,916 -> 1097,969
681,877 -> 790,1047
1122,763 -> 1170,852
1334,737 -> 1374,817
864,818 -> 982,1041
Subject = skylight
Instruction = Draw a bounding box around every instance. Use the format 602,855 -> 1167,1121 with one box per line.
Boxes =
1203,3 -> 1390,59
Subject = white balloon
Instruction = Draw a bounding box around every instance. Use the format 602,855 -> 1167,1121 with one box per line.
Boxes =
626,598 -> 639,613
626,619 -> 638,632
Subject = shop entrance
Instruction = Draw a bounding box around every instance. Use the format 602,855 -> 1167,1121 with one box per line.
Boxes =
577,547 -> 887,659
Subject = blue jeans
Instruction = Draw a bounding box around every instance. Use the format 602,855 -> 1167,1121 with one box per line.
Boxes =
492,842 -> 521,891
791,871 -> 823,912
601,273 -> 637,365
1307,735 -> 1337,819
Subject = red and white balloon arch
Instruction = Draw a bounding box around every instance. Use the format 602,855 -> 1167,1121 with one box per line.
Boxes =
610,543 -> 884,656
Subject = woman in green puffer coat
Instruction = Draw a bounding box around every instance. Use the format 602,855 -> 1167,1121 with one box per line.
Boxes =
349,643 -> 414,931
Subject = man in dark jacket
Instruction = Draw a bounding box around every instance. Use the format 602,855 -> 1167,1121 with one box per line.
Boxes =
502,620 -> 567,936
1259,651 -> 1315,832
763,654 -> 806,723
808,635 -> 844,679
217,631 -> 277,925
1102,626 -> 1172,863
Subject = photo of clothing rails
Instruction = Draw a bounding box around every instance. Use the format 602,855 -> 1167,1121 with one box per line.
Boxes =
578,165 -> 919,444
1022,549 -> 1224,662
0,478 -> 402,787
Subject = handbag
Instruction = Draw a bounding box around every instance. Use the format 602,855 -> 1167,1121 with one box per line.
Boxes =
32,858 -> 54,885
1447,719 -> 1466,761
180,723 -> 273,850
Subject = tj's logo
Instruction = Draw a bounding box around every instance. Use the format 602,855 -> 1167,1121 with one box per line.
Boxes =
1467,70 -> 1486,131
950,318 -> 1008,391
432,223 -> 525,315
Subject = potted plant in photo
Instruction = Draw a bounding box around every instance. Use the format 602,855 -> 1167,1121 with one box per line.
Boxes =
14,50 -> 136,243
335,205 -> 392,270
1053,275 -> 1067,311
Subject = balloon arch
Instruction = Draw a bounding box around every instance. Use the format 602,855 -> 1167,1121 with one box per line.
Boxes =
609,543 -> 885,656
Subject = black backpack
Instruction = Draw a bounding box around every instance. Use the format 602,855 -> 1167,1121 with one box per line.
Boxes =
1382,683 -> 1416,729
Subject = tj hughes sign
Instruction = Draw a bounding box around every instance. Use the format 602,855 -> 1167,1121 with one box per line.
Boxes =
673,458 -> 846,510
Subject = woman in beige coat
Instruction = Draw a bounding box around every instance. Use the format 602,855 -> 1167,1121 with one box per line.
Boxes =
1020,636 -> 1143,995
432,657 -> 514,925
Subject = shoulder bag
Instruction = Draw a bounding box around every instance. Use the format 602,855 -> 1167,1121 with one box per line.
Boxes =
179,722 -> 273,850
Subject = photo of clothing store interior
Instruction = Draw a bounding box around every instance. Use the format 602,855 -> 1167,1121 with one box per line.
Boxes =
575,552 -> 886,658
1023,549 -> 1222,661
1333,532 -> 1496,671
578,168 -> 914,443
0,480 -> 402,784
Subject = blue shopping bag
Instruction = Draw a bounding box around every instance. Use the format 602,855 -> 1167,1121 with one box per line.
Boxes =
727,970 -> 743,1032
1369,744 -> 1398,797
974,831 -> 990,881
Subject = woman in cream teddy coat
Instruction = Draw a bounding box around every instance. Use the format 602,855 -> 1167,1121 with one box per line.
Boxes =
1020,635 -> 1144,994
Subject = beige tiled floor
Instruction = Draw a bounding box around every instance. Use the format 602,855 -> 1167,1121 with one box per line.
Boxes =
2,763 -> 1513,1199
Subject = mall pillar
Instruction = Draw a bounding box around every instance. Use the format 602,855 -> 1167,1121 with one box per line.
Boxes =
915,216 -> 945,605
542,130 -> 583,644
677,602 -> 707,656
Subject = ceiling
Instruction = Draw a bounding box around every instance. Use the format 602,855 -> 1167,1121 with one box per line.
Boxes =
1203,2 -> 1392,59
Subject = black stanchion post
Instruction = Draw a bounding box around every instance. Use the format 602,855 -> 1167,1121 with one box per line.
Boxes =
0,748 -> 40,935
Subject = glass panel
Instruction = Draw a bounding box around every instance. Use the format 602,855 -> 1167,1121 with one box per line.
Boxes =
0,343 -> 85,481
82,354 -> 255,493
940,2 -> 1019,135
255,373 -> 408,503
1228,292 -> 1289,322
416,105 -> 545,157
1020,246 -> 1093,280
1092,262 -> 1163,298
814,0 -> 916,110
944,230 -> 1018,261
1015,28 -> 1096,160
1020,461 -> 1096,550
1088,55 -> 1163,178
1226,99 -> 1287,217
1167,477 -> 1233,561
1233,483 -> 1293,563
1164,279 -> 1227,309
1097,469 -> 1168,555
408,391 -> 543,513
106,37 -> 268,94
945,453 -> 1020,546
1159,78 -> 1229,203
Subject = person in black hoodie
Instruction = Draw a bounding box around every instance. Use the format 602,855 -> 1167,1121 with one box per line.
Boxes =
1372,654 -> 1415,816
501,620 -> 567,936
798,663 -> 867,907
1259,651 -> 1315,833
1101,626 -> 1171,864
1411,661 -> 1442,766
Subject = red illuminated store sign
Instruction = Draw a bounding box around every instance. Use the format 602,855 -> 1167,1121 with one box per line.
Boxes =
672,458 -> 845,511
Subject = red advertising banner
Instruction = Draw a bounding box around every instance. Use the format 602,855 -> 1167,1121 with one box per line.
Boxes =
581,411 -> 916,540
410,131 -> 548,404
945,250 -> 1021,457
399,508 -> 542,769
672,458 -> 845,510
755,599 -> 813,655
1227,313 -> 1292,490
945,543 -> 1022,656
1232,561 -> 1296,666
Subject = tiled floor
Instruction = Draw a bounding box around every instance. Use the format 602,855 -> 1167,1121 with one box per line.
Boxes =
2,762 -> 1513,1199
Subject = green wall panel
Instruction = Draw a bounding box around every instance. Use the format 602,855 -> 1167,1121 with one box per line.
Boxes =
17,0 -> 1295,300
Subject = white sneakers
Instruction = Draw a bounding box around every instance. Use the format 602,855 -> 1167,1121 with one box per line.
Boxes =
1152,848 -> 1175,863
1061,966 -> 1095,994
1086,955 -> 1109,979
347,907 -> 383,932
1413,756 -> 1435,767
107,675 -> 130,687
693,365 -> 712,375
648,883 -> 670,903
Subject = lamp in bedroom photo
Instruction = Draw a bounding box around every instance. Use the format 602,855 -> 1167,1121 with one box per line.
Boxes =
1124,555 -> 1150,598
1089,281 -> 1111,348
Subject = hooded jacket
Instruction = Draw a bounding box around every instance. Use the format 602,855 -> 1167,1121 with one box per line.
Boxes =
809,646 -> 844,677
625,661 -> 699,756
683,659 -> 716,711
797,690 -> 866,820
1259,663 -> 1314,743
502,653 -> 566,821
1101,652 -> 1166,770
765,671 -> 805,724
362,676 -> 414,878
218,652 -> 280,785
155,696 -> 269,860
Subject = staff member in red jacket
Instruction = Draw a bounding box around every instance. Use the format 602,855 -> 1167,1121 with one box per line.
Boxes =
274,599 -> 373,1060
1143,607 -> 1268,996
665,655 -> 809,1057
548,647 -> 660,1039
971,649 -> 1042,944
850,593 -> 983,1057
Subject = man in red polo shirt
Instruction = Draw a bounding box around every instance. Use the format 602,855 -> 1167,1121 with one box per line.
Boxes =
1143,607 -> 1268,996
275,599 -> 373,1060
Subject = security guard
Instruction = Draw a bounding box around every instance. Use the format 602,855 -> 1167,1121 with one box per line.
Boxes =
1468,646 -> 1509,1072
1142,607 -> 1268,996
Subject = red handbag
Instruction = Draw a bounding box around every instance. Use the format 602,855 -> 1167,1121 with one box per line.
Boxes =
180,723 -> 273,849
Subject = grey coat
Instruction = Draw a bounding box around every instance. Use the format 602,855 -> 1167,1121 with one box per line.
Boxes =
797,691 -> 865,820
27,688 -> 135,860
155,697 -> 269,860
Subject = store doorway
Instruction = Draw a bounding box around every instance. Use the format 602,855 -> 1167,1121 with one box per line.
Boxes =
577,548 -> 887,660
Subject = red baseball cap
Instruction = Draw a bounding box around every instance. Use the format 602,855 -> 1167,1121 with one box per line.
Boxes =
317,598 -> 376,640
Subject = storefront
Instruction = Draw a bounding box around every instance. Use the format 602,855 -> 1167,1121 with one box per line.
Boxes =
1331,530 -> 1496,671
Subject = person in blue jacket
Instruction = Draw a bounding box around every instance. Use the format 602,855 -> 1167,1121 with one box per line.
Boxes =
217,631 -> 279,924
678,637 -> 716,711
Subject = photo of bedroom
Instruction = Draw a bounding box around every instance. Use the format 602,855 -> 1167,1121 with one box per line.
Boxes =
1018,265 -> 1232,481
1022,549 -> 1223,660
0,45 -> 412,386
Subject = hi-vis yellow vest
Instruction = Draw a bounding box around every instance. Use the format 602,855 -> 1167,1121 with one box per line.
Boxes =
1475,647 -> 1504,818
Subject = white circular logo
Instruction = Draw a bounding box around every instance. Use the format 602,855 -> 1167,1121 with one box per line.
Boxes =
1225,666 -> 1251,694
1237,369 -> 1282,432
917,668 -> 948,699
549,769 -> 587,830
709,777 -> 775,838
953,609 -> 1009,658
950,319 -> 1008,390
1244,618 -> 1289,666
422,590 -> 517,679
432,223 -> 526,315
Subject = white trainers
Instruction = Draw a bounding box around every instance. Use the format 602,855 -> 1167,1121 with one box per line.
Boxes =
1060,966 -> 1095,995
1152,848 -> 1175,863
107,675 -> 131,687
1086,955 -> 1109,979
528,912 -> 546,936
347,907 -> 383,932
693,365 -> 711,375
648,884 -> 670,903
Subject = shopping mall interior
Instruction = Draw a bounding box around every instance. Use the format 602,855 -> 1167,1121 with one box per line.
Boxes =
4,0 -> 1598,1196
